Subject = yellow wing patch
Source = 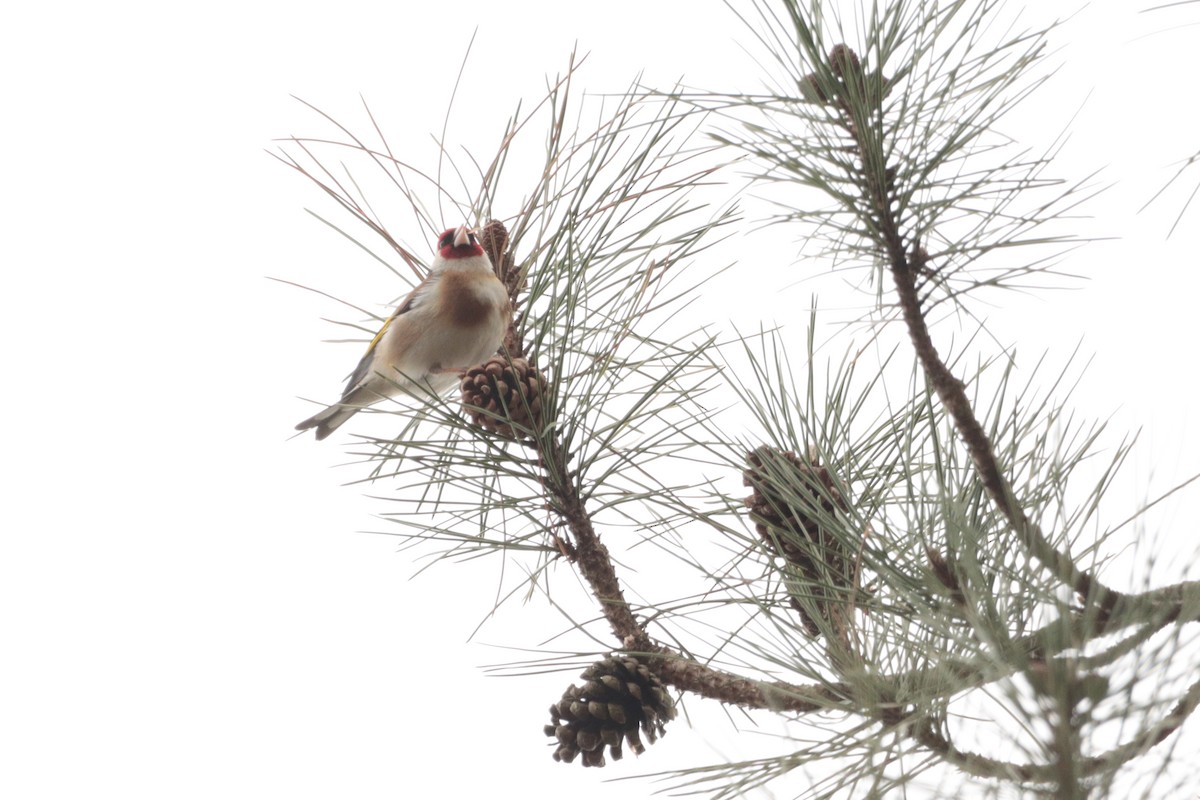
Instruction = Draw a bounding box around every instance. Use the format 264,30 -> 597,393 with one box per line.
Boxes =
363,312 -> 395,357
340,284 -> 423,397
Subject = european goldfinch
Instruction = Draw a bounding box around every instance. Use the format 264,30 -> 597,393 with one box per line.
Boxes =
296,225 -> 511,440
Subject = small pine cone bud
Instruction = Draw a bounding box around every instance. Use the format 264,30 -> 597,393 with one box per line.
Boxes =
460,356 -> 548,439
545,656 -> 675,768
478,219 -> 509,275
478,218 -> 524,302
829,44 -> 862,80
744,446 -> 857,636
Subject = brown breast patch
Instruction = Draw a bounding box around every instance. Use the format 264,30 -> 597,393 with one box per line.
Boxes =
440,271 -> 497,328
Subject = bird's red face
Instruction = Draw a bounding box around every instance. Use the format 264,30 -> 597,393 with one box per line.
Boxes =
437,226 -> 485,260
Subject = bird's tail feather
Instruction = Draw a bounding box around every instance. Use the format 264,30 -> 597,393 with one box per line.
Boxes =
296,384 -> 383,440
295,403 -> 360,441
296,378 -> 442,440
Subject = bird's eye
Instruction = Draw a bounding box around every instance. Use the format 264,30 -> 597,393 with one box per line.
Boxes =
440,232 -> 453,248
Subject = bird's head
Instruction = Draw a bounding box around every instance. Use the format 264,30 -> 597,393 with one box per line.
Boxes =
436,225 -> 485,261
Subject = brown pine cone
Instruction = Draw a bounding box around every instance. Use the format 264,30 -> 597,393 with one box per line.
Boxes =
478,218 -> 524,303
479,218 -> 509,270
460,356 -> 547,439
543,656 -> 675,768
829,44 -> 862,80
799,72 -> 829,103
744,446 -> 856,636
926,547 -> 966,608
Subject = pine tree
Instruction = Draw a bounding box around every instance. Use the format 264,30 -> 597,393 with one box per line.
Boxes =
280,2 -> 1200,797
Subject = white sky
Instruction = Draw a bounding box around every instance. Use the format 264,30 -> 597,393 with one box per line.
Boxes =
3,1 -> 1199,798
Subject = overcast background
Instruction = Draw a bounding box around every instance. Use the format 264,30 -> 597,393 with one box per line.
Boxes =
3,1 -> 1198,798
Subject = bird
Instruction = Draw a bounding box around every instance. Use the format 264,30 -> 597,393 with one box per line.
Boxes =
296,224 -> 511,440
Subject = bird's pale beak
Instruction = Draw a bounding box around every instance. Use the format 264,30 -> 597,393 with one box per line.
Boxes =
453,225 -> 471,248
